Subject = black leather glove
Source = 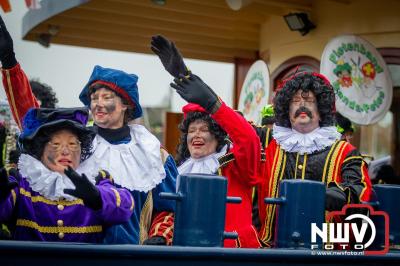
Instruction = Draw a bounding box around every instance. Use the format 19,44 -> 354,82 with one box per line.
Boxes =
325,186 -> 347,211
143,236 -> 167,245
0,15 -> 17,69
151,35 -> 189,78
170,74 -> 221,113
0,168 -> 18,200
63,166 -> 102,210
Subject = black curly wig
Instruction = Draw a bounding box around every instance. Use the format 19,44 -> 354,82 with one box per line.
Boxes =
274,72 -> 336,128
22,125 -> 94,162
261,116 -> 276,127
176,112 -> 228,166
30,80 -> 59,108
336,112 -> 354,133
88,83 -> 135,124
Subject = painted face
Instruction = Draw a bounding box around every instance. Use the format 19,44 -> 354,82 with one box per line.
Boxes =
187,119 -> 218,159
289,90 -> 320,133
90,87 -> 127,129
41,129 -> 81,174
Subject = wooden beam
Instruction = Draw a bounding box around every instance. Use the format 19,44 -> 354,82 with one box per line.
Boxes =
109,0 -> 268,24
61,6 -> 259,36
24,33 -> 247,62
43,15 -> 259,49
27,28 -> 258,59
326,0 -> 351,4
254,0 -> 312,11
57,10 -> 259,40
182,0 -> 284,17
80,1 -> 259,33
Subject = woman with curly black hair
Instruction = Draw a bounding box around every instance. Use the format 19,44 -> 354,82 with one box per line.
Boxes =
255,72 -> 372,247
0,107 -> 133,242
171,74 -> 262,249
176,108 -> 227,168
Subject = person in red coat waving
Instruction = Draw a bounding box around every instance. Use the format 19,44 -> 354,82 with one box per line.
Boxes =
171,75 -> 262,248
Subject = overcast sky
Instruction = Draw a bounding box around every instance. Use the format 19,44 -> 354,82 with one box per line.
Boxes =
0,1 -> 234,112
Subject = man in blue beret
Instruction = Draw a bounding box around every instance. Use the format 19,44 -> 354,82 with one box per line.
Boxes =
0,16 -> 177,245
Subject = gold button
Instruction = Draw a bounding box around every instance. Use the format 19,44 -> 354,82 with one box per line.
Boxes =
57,220 -> 63,226
57,204 -> 64,211
298,165 -> 303,170
58,232 -> 64,239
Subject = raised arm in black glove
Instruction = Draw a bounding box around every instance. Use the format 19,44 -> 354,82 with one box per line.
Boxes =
151,35 -> 189,78
0,15 -> 17,69
325,186 -> 348,211
63,166 -> 102,210
0,168 -> 18,200
170,74 -> 221,114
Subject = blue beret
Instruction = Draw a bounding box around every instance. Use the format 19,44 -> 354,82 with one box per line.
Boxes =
79,65 -> 142,119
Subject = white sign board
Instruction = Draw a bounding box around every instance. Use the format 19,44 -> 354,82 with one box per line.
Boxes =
237,60 -> 270,124
320,35 -> 392,125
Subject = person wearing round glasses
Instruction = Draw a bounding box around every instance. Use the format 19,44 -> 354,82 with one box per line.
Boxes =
0,107 -> 134,242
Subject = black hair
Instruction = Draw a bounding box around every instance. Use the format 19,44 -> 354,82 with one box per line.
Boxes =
336,112 -> 354,133
175,112 -> 227,166
88,83 -> 135,124
374,165 -> 400,185
8,149 -> 21,165
23,126 -> 93,162
274,73 -> 335,128
261,116 -> 276,126
30,80 -> 58,108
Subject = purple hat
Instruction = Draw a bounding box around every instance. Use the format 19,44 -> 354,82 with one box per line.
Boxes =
19,107 -> 93,143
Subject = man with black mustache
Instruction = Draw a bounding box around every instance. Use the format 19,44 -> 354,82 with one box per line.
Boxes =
253,72 -> 372,247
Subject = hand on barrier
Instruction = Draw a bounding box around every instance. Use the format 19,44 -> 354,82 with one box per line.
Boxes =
325,186 -> 347,211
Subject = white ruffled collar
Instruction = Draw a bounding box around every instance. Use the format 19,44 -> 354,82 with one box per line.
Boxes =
272,125 -> 341,154
177,145 -> 228,175
18,154 -> 97,201
79,124 -> 166,192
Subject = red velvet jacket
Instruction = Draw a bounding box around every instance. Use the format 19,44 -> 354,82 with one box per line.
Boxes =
212,102 -> 262,248
1,63 -> 39,129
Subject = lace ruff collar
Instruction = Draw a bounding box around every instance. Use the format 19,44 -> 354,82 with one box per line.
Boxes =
272,125 -> 341,154
18,154 -> 97,201
177,145 -> 228,175
79,124 -> 166,192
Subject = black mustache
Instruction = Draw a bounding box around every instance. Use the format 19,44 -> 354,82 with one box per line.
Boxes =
294,106 -> 313,118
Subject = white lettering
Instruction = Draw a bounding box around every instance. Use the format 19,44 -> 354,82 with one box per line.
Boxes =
311,223 -> 327,243
325,244 -> 334,250
330,223 -> 349,243
354,244 -> 364,250
351,222 -> 368,243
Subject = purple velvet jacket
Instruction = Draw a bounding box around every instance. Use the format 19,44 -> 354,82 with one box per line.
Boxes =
0,175 -> 134,242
